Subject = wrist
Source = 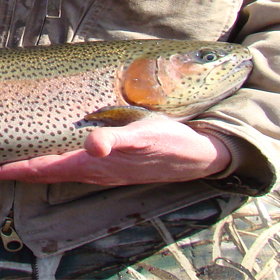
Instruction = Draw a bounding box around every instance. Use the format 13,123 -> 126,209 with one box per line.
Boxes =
197,132 -> 232,176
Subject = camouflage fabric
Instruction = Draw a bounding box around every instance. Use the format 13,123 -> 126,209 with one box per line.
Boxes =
0,193 -> 248,279
1,191 -> 280,279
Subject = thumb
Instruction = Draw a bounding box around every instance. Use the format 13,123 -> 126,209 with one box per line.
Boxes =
84,123 -> 142,157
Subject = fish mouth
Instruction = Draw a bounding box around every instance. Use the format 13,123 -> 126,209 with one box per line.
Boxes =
211,59 -> 253,100
216,59 -> 253,83
232,59 -> 253,73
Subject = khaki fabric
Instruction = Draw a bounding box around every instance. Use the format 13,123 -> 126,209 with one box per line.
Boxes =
0,0 -> 242,47
190,1 -> 280,191
0,0 -> 279,257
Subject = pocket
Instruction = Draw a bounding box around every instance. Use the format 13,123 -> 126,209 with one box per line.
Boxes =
47,182 -> 116,205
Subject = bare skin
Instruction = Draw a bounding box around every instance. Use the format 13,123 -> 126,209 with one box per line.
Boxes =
0,119 -> 231,185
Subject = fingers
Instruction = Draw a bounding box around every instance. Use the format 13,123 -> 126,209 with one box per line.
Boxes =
0,120 -> 155,182
0,150 -> 86,183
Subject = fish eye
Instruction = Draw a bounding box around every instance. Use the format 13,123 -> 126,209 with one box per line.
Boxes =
203,53 -> 218,62
196,49 -> 219,62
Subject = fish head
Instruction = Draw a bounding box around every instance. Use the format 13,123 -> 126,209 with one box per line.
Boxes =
120,40 -> 253,119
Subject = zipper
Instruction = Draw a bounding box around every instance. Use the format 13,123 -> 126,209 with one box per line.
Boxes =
34,253 -> 64,280
0,210 -> 23,252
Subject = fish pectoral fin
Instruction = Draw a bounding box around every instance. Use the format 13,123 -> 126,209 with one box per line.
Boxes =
84,106 -> 154,127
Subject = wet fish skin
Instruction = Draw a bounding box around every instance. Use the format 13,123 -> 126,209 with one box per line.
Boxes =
0,40 -> 252,164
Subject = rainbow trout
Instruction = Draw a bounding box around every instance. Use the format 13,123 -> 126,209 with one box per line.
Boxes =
0,40 -> 252,164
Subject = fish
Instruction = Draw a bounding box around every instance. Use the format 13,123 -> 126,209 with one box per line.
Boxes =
0,39 -> 252,164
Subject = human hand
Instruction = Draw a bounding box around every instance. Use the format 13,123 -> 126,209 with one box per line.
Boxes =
0,119 -> 231,185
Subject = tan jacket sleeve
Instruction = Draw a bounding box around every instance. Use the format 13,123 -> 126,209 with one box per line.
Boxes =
189,0 -> 280,195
